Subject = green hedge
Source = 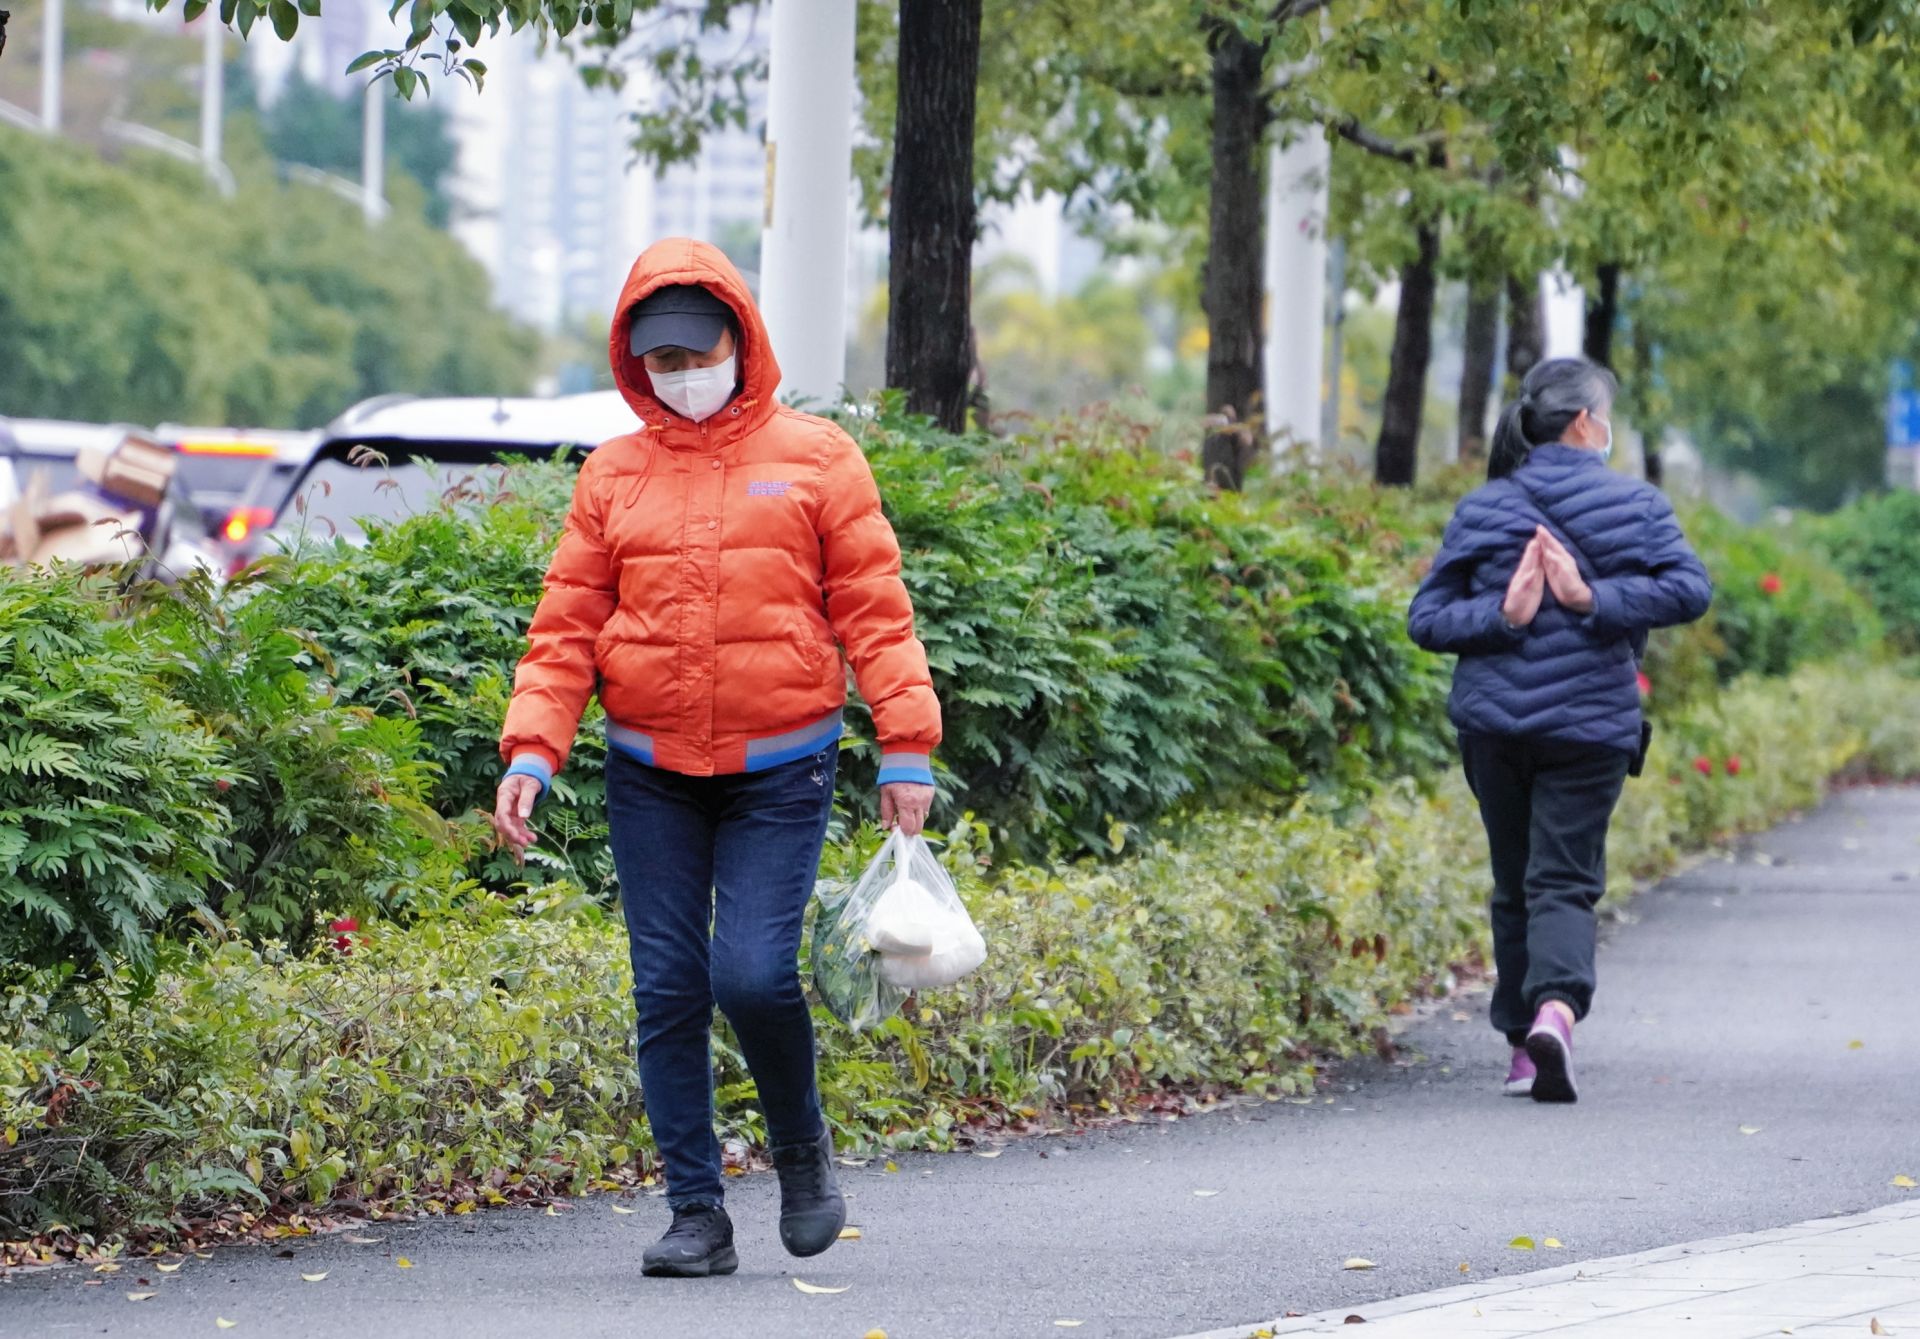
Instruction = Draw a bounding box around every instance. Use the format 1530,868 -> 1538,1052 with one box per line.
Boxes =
1638,504 -> 1882,709
1810,490 -> 1920,652
0,571 -> 228,976
258,413 -> 1449,865
0,565 -> 451,978
6,659 -> 1914,1243
0,415 -> 1893,974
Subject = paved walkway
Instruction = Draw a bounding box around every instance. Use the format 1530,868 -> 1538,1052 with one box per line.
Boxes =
3,786 -> 1917,1338
1189,1201 -> 1920,1336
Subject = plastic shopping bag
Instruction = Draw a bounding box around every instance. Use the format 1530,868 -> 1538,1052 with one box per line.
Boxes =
869,833 -> 986,991
810,830 -> 986,1030
811,834 -> 911,1031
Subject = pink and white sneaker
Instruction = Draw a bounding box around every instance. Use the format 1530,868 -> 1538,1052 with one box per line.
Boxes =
1525,1005 -> 1578,1104
1503,1047 -> 1537,1097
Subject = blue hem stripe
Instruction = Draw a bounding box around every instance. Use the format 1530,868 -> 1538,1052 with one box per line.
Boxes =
606,735 -> 657,767
605,720 -> 657,766
743,720 -> 845,772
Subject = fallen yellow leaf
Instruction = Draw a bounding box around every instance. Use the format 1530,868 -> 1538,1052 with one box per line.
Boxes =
301,1272 -> 328,1283
1510,1236 -> 1536,1250
344,1235 -> 381,1244
126,1292 -> 157,1302
836,1157 -> 870,1168
1740,1125 -> 1762,1136
611,1205 -> 637,1215
452,1202 -> 475,1215
1193,1189 -> 1221,1197
545,1204 -> 563,1217
195,1252 -> 214,1260
1545,1238 -> 1565,1249
1458,1262 -> 1471,1274
973,1149 -> 1003,1159
1342,1258 -> 1376,1271
863,1331 -> 887,1339
792,1279 -> 849,1295
838,1227 -> 862,1240
217,1320 -> 238,1330
396,1257 -> 413,1269
1893,1175 -> 1916,1189
1850,1040 -> 1866,1050
1870,1320 -> 1886,1336
156,1262 -> 183,1273
1054,1324 -> 1085,1330
93,1263 -> 121,1274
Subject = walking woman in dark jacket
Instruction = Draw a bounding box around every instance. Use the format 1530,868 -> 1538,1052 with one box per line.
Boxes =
1408,357 -> 1712,1103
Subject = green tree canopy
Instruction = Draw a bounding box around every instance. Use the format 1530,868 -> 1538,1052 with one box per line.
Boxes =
0,123 -> 535,428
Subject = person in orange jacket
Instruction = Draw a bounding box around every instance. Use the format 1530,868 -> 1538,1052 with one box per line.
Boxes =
492,238 -> 941,1278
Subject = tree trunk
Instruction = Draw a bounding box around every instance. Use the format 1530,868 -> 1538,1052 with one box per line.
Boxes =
1584,261 -> 1621,368
1374,216 -> 1439,486
1200,19 -> 1267,492
1458,272 -> 1500,464
1504,271 -> 1545,394
1633,316 -> 1664,487
885,0 -> 982,434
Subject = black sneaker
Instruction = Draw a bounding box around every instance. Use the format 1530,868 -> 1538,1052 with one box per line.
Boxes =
771,1130 -> 846,1258
642,1204 -> 738,1278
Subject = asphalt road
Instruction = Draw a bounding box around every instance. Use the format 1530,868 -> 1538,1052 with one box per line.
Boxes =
5,787 -> 1918,1339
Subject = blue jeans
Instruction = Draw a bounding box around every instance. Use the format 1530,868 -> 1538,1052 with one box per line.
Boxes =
606,746 -> 837,1210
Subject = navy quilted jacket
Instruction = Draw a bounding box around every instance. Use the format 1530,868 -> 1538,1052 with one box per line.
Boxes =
1407,444 -> 1713,755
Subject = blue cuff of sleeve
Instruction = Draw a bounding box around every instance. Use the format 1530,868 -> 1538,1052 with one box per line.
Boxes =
1580,581 -> 1612,636
504,754 -> 553,799
875,751 -> 935,787
1487,596 -> 1525,642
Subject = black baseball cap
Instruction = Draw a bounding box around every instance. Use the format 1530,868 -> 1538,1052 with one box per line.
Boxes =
628,284 -> 732,357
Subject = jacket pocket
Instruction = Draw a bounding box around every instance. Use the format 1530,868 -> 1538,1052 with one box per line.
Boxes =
788,606 -> 828,673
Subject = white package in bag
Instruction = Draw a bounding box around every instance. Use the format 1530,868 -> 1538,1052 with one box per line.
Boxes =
864,831 -> 987,990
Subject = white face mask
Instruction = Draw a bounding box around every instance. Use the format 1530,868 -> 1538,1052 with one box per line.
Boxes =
1596,414 -> 1614,461
649,354 -> 737,422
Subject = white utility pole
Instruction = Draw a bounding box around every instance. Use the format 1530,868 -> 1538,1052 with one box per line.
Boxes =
759,0 -> 856,405
40,0 -> 63,133
1263,125 -> 1331,457
361,0 -> 387,223
1322,238 -> 1347,454
199,18 -> 224,184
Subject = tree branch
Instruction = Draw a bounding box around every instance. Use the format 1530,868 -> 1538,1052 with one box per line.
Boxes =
1331,117 -> 1419,163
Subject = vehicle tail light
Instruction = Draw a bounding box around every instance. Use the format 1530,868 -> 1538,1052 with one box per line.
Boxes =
178,440 -> 276,458
222,507 -> 276,543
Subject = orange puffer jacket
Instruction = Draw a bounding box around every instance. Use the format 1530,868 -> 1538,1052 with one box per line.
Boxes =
498,239 -> 941,791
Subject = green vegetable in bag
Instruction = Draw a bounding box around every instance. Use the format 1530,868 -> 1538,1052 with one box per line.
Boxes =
810,834 -> 912,1031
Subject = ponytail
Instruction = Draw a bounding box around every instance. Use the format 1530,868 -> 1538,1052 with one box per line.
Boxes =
1488,400 -> 1531,480
1488,356 -> 1621,482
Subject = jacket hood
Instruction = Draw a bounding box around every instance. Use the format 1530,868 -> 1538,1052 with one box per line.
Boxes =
609,238 -> 781,432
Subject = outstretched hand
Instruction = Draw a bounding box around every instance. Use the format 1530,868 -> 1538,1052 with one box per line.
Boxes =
493,774 -> 541,863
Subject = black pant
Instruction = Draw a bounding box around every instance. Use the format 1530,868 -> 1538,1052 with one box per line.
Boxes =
1460,733 -> 1631,1046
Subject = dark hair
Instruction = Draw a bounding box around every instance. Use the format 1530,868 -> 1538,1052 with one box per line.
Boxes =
1488,357 -> 1620,480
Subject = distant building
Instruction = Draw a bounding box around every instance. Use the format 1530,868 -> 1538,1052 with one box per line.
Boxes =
248,10 -> 770,335
450,18 -> 770,332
